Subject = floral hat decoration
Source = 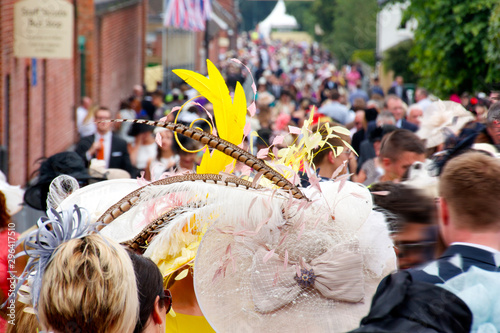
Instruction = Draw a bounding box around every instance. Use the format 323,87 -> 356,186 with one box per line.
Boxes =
79,59 -> 396,332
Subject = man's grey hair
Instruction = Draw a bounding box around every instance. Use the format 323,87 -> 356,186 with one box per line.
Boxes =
376,111 -> 396,126
486,102 -> 500,125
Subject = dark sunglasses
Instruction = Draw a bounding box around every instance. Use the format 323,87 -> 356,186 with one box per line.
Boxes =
161,289 -> 172,314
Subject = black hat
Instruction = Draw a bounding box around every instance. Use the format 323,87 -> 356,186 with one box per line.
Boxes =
24,152 -> 98,211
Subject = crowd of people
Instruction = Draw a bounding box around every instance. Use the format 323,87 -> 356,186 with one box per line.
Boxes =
1,36 -> 500,332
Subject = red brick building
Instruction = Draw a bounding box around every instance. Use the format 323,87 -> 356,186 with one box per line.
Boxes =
0,0 -> 147,186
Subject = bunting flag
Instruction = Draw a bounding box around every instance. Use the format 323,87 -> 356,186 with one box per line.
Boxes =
163,0 -> 212,31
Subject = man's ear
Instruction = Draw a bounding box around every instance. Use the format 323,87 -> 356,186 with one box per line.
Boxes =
152,295 -> 164,325
381,157 -> 391,169
439,197 -> 450,227
327,150 -> 335,164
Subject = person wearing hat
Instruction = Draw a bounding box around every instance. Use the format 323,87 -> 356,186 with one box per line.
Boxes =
24,151 -> 99,211
75,107 -> 138,178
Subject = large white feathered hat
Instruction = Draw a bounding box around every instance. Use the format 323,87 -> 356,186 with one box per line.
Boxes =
54,61 -> 396,333
194,180 -> 395,333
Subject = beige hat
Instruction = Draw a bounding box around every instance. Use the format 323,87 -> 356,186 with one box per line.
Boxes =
417,100 -> 474,148
194,181 -> 396,332
88,159 -> 131,180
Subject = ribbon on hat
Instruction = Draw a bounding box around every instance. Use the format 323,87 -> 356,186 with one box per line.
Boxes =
251,245 -> 365,313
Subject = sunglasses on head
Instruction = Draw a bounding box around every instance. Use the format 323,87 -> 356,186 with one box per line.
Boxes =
161,289 -> 172,314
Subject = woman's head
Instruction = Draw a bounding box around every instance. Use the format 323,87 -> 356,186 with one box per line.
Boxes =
129,252 -> 171,333
156,129 -> 174,157
38,234 -> 139,333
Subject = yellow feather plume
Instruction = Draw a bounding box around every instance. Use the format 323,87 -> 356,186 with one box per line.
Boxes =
173,60 -> 247,174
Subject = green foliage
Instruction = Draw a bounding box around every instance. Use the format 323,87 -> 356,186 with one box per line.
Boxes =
383,39 -> 419,84
310,0 -> 336,42
327,0 -> 378,65
285,1 -> 315,36
385,0 -> 500,97
486,2 -> 500,83
352,49 -> 376,67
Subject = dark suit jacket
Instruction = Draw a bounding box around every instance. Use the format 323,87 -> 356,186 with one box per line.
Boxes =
75,134 -> 138,178
388,85 -> 409,104
366,119 -> 417,138
400,119 -> 418,132
408,244 -> 499,284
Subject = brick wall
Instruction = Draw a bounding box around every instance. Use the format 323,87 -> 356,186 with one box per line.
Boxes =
0,0 -> 146,186
0,0 -> 76,186
98,3 -> 145,113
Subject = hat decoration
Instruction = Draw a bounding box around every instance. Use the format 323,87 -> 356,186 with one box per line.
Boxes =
193,181 -> 395,332
79,60 -> 395,332
416,100 -> 474,148
4,205 -> 96,310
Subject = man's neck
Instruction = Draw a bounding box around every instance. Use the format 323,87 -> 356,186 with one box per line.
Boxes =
449,231 -> 500,252
96,130 -> 109,137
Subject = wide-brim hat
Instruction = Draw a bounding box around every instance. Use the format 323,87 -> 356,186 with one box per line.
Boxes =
88,159 -> 131,181
417,100 -> 475,148
24,152 -> 97,211
57,178 -> 141,223
194,181 -> 396,333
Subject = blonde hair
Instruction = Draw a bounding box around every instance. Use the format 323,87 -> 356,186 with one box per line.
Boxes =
38,234 -> 138,333
6,301 -> 40,333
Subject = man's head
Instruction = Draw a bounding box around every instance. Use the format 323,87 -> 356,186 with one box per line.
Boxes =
95,107 -> 113,135
375,111 -> 396,127
407,104 -> 423,127
486,102 -> 500,144
353,110 -> 365,131
489,90 -> 500,104
414,88 -> 428,102
379,129 -> 426,182
152,90 -> 164,107
133,84 -> 144,99
370,182 -> 437,269
385,95 -> 405,121
82,96 -> 92,109
439,152 -> 500,242
329,89 -> 340,102
395,76 -> 404,86
460,92 -> 470,107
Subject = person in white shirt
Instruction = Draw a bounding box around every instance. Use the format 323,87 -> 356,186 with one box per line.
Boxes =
76,96 -> 96,137
414,87 -> 432,113
75,107 -> 138,178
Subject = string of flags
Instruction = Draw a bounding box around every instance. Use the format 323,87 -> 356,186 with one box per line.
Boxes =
163,0 -> 212,31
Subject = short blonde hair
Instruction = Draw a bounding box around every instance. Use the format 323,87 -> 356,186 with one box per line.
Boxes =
38,234 -> 138,333
440,151 -> 500,230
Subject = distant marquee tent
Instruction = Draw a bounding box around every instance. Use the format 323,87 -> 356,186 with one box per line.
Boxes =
258,0 -> 298,38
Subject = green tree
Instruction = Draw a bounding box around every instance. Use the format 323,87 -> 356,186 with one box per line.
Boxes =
325,0 -> 378,65
385,0 -> 500,97
383,39 -> 419,84
310,0 -> 336,43
285,1 -> 315,36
